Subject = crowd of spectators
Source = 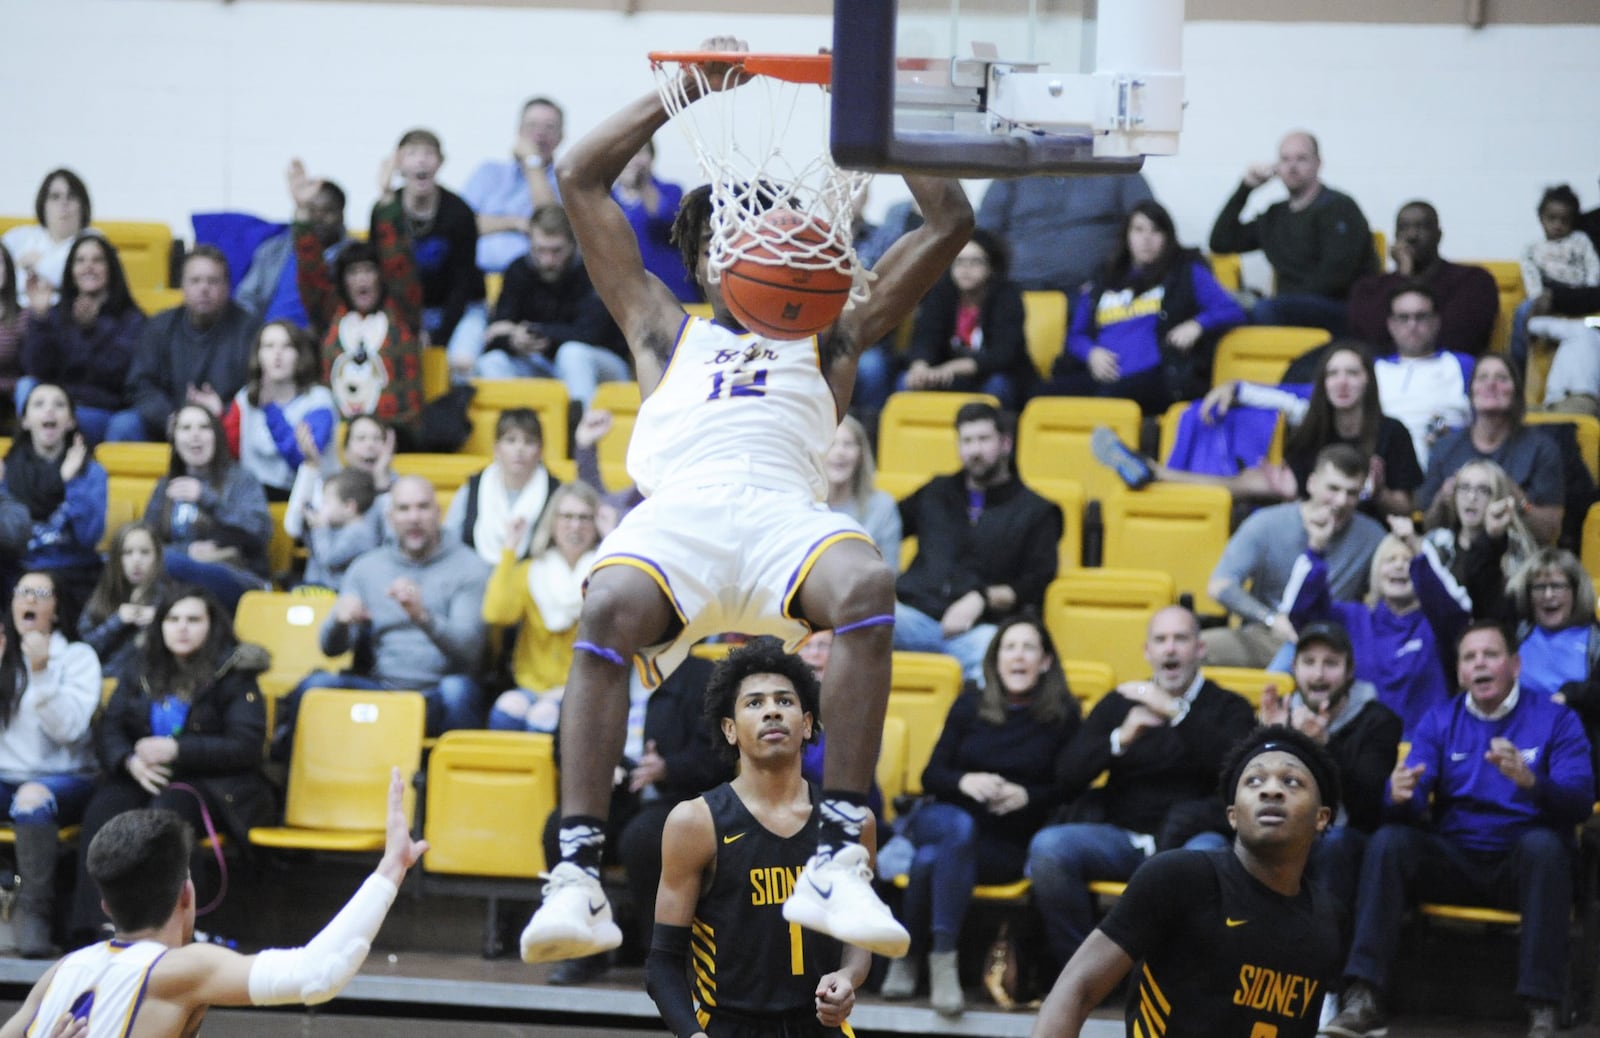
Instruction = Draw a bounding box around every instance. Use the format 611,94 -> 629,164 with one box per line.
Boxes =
4,111 -> 1598,1037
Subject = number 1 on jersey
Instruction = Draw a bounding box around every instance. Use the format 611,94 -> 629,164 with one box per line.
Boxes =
788,920 -> 806,975
708,368 -> 769,401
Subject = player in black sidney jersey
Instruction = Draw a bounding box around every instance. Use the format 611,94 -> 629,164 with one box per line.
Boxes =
646,639 -> 872,1038
1032,726 -> 1345,1038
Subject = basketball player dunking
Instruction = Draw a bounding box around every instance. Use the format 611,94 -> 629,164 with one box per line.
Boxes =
1031,726 -> 1344,1038
519,36 -> 973,964
647,640 -> 870,1038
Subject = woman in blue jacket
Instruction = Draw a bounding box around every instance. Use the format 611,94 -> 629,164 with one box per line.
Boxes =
1049,200 -> 1245,414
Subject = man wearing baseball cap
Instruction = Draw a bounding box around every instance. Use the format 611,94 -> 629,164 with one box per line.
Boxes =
1264,620 -> 1402,918
1031,725 -> 1344,1038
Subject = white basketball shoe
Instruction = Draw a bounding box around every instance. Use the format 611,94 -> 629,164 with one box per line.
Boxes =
782,844 -> 910,958
520,862 -> 624,964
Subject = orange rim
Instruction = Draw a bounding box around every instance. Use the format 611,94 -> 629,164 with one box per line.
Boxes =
648,51 -> 832,86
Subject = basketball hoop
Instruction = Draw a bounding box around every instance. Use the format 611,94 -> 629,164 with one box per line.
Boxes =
649,51 -> 873,309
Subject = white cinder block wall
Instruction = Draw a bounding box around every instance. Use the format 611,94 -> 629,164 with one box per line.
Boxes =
2,1 -> 1597,286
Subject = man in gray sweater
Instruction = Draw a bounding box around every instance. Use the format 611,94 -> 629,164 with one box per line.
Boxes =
1203,444 -> 1386,668
291,476 -> 490,737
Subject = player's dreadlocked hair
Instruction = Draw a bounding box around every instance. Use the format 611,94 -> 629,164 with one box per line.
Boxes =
670,185 -> 714,278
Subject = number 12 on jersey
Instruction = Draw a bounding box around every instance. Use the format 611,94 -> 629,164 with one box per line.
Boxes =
708,368 -> 769,401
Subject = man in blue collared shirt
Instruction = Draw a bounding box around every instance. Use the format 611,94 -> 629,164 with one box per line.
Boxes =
1324,620 -> 1593,1038
462,97 -> 564,275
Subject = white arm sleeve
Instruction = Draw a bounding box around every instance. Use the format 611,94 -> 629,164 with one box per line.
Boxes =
247,873 -> 398,1005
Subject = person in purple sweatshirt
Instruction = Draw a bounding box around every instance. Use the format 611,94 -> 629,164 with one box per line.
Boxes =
1282,514 -> 1470,739
1048,199 -> 1246,414
1323,620 -> 1594,1038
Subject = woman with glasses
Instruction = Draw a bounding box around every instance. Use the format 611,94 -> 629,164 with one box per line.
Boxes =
1415,353 -> 1565,544
483,482 -> 604,733
1422,458 -> 1539,619
1504,549 -> 1600,766
0,570 -> 100,956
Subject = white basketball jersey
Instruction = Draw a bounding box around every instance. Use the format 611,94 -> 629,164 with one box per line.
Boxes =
627,317 -> 837,499
26,939 -> 168,1038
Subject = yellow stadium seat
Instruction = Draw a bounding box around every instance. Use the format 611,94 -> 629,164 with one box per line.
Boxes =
129,285 -> 182,316
1212,326 -> 1332,388
875,391 -> 998,500
233,591 -> 354,702
590,381 -> 642,492
1022,290 -> 1068,379
1061,658 -> 1116,715
1157,401 -> 1286,467
1527,411 -> 1600,482
1023,476 -> 1084,572
684,302 -> 714,320
1207,254 -> 1243,293
1016,396 -> 1141,505
422,347 -> 450,401
1583,505 -> 1600,583
0,216 -> 27,238
1372,230 -> 1387,271
248,688 -> 425,853
1468,260 -> 1525,356
1201,667 -> 1293,709
95,442 -> 169,479
888,652 -> 963,796
1043,570 -> 1175,689
100,495 -> 139,552
464,378 -> 571,460
391,452 -> 490,498
484,273 -> 503,309
265,502 -> 297,583
99,221 -> 174,292
422,731 -> 555,879
1101,483 -> 1232,616
876,715 -> 908,822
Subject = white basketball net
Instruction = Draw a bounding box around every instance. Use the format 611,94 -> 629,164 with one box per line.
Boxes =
652,58 -> 874,307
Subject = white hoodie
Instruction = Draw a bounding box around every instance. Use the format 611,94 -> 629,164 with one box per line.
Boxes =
0,632 -> 101,783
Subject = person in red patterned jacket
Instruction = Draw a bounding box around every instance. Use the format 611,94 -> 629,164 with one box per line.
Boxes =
290,158 -> 425,427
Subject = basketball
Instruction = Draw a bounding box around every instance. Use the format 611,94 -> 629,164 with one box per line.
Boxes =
721,210 -> 853,340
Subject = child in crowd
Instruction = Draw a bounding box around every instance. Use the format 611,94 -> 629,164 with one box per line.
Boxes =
80,522 -> 166,680
221,320 -> 337,501
285,413 -> 397,546
301,468 -> 380,590
1514,184 -> 1600,371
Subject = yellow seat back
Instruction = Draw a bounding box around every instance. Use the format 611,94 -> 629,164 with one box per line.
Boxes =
1526,411 -> 1600,482
279,688 -> 425,833
421,346 -> 450,401
1207,254 -> 1243,292
99,221 -> 174,292
876,715 -> 909,822
423,731 -> 555,878
875,391 -> 999,500
1021,290 -> 1068,378
1467,259 -> 1525,356
464,378 -> 571,460
95,442 -> 169,479
1101,483 -> 1233,616
1043,570 -> 1175,687
1023,476 -> 1084,572
590,381 -> 643,492
1201,667 -> 1293,709
1212,326 -> 1332,388
1583,504 -> 1600,584
1016,396 -> 1141,504
887,652 -> 963,795
129,285 -> 182,316
1061,659 -> 1116,715
391,452 -> 490,500
233,591 -> 354,701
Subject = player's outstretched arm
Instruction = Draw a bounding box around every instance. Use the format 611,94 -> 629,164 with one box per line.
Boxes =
646,799 -> 717,1038
150,768 -> 427,1011
840,175 -> 974,352
1031,930 -> 1134,1038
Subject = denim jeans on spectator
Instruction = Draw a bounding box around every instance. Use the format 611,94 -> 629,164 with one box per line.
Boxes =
1308,824 -> 1367,920
1251,293 -> 1348,336
891,602 -> 994,684
898,802 -> 985,954
0,774 -> 94,826
1027,821 -> 1228,969
164,550 -> 264,615
290,669 -> 485,737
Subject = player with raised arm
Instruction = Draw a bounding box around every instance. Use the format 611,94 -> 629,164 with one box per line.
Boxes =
0,769 -> 425,1038
519,36 -> 973,965
1031,727 -> 1344,1038
647,639 -> 871,1038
